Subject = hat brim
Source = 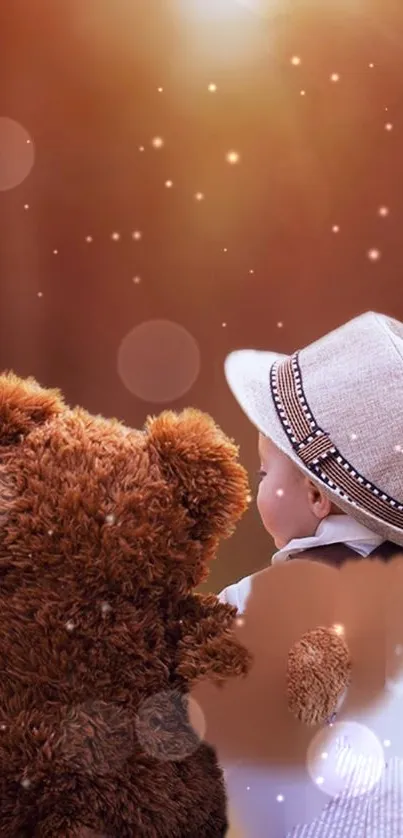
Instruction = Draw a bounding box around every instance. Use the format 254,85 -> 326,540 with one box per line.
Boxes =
224,349 -> 403,548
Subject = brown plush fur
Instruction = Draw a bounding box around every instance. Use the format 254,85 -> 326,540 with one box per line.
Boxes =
0,372 -> 251,837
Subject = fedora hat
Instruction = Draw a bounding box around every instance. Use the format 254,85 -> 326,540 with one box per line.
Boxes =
224,311 -> 403,547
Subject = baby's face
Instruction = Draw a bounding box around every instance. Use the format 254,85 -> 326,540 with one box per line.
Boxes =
257,434 -> 320,549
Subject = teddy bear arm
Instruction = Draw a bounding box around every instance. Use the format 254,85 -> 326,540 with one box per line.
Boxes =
175,595 -> 251,684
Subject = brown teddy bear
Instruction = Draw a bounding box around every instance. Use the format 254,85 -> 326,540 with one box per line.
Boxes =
0,371 -> 252,838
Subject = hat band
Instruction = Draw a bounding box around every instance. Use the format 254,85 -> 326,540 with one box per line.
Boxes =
270,354 -> 403,530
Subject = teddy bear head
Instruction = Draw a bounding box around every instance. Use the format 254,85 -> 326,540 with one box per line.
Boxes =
0,372 -> 251,837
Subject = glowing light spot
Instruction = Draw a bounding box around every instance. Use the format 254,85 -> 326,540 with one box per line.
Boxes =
277,321 -> 284,328
332,225 -> 340,233
330,73 -> 340,83
321,752 -> 329,760
222,322 -> 227,328
300,90 -> 306,96
118,320 -> 201,404
384,739 -> 391,748
291,56 -> 301,66
101,602 -> 112,615
53,249 -> 58,255
136,690 -> 206,762
195,192 -> 205,201
37,292 -> 43,298
158,87 -> 163,93
165,180 -> 174,188
385,123 -> 393,131
0,118 -> 35,191
132,230 -> 142,240
378,206 -> 389,217
236,618 -> 245,628
24,203 -> 29,210
276,489 -> 284,498
85,235 -> 93,243
369,63 -> 374,68
21,778 -> 31,789
139,146 -> 145,152
394,444 -> 402,452
350,433 -> 358,440
367,248 -> 381,261
276,794 -> 285,802
226,150 -> 241,164
333,624 -> 345,636
152,136 -> 164,149
111,232 -> 121,241
105,514 -> 116,525
307,722 -> 384,799
249,269 -> 254,274
223,247 -> 228,252
65,620 -> 75,632
47,530 -> 54,537
208,83 -> 217,92
132,276 -> 142,285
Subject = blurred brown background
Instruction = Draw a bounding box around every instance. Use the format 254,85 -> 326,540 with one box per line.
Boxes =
1,0 -> 403,602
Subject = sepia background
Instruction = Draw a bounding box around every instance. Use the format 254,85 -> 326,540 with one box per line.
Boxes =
1,2 -> 403,834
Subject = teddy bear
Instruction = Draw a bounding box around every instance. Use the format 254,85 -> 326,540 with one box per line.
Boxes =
191,554 -> 403,835
0,371 -> 252,838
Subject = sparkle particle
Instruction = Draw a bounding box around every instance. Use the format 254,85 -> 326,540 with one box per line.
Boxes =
195,192 -> 204,201
158,87 -> 163,93
369,63 -> 374,68
132,276 -> 142,285
65,620 -> 75,632
111,232 -> 121,241
330,73 -> 340,83
249,269 -> 254,274
208,83 -> 217,92
53,249 -> 58,255
132,230 -> 142,240
277,795 -> 285,802
151,136 -> 164,149
37,292 -> 43,298
300,90 -> 306,96
367,248 -> 381,261
165,179 -> 173,188
21,778 -> 31,789
332,225 -> 340,233
277,321 -> 284,328
101,601 -> 112,615
226,150 -> 240,165
276,489 -> 284,498
24,203 -> 29,210
85,235 -> 93,243
105,513 -> 116,525
222,322 -> 227,328
385,123 -> 393,131
291,56 -> 301,66
378,206 -> 389,217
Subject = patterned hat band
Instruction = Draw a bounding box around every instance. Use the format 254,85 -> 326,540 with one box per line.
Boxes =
270,353 -> 403,530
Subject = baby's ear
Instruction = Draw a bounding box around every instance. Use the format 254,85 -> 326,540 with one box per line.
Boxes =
145,408 -> 250,541
0,371 -> 64,445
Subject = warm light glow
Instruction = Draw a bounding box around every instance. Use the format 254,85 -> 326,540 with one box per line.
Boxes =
332,623 -> 345,636
195,192 -> 205,201
291,55 -> 301,66
367,248 -> 381,261
165,180 -> 174,188
226,150 -> 241,164
378,206 -> 389,216
151,136 -> 164,148
208,83 -> 217,92
132,230 -> 142,240
330,73 -> 340,82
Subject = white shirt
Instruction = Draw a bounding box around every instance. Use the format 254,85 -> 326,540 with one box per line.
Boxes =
218,516 -> 403,838
218,515 -> 384,615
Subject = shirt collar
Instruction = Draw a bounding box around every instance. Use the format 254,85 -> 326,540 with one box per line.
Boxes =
271,514 -> 384,565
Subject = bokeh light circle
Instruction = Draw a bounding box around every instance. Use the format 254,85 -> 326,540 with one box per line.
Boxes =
117,319 -> 201,403
135,689 -> 206,762
307,722 -> 384,799
0,118 -> 35,191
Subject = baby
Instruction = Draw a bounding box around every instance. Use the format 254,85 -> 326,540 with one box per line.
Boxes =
217,310 -> 403,837
219,310 -> 403,614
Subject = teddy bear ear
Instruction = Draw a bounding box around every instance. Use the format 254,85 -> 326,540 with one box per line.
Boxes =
144,408 -> 250,541
0,371 -> 65,445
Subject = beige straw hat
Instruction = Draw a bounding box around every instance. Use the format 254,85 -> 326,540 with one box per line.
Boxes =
224,311 -> 403,547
